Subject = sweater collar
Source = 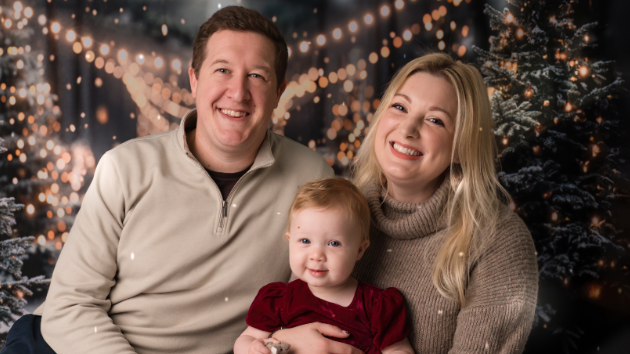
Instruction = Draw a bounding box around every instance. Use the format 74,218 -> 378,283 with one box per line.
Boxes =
177,109 -> 275,170
364,174 -> 450,240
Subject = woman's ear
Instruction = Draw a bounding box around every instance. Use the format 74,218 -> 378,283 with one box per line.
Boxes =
285,232 -> 291,241
356,240 -> 370,261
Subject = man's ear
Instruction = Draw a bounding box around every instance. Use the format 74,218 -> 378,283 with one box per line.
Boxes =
275,79 -> 287,104
356,240 -> 370,261
188,67 -> 198,98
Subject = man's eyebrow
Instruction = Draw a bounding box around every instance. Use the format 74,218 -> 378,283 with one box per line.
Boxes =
208,59 -> 271,73
209,59 -> 229,66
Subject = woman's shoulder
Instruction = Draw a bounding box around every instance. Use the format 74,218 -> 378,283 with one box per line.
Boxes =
489,203 -> 533,245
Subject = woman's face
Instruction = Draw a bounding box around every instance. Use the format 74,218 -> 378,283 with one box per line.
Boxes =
374,71 -> 458,200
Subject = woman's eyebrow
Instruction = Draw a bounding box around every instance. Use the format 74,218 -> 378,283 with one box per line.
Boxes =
428,106 -> 453,119
394,93 -> 412,102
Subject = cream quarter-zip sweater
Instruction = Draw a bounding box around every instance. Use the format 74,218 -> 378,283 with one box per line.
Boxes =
35,110 -> 334,354
353,178 -> 538,354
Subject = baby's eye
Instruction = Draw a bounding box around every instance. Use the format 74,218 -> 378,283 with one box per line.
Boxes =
299,239 -> 310,244
328,241 -> 341,247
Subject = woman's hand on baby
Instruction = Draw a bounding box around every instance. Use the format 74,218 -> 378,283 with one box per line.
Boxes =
248,338 -> 280,354
274,322 -> 365,354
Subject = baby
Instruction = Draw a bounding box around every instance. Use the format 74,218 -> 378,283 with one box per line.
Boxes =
234,178 -> 414,354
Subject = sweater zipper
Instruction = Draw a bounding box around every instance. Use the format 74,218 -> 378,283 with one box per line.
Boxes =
216,162 -> 273,231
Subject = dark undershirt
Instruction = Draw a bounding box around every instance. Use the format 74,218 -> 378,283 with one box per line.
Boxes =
205,165 -> 251,201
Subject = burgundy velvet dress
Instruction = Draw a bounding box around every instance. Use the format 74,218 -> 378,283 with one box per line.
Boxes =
246,279 -> 411,354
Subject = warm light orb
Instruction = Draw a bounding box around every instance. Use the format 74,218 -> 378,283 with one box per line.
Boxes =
66,30 -> 76,42
551,211 -> 558,221
51,22 -> 60,34
24,7 -> 33,18
316,34 -> 326,46
38,14 -> 47,26
136,53 -> 145,64
348,21 -> 358,33
565,102 -> 572,112
82,37 -> 93,47
172,59 -> 182,70
579,65 -> 589,77
364,14 -> 374,25
26,204 -> 35,214
395,0 -> 404,10
403,29 -> 412,41
118,49 -> 128,61
506,13 -> 514,24
99,44 -> 109,55
329,29 -> 341,41
154,57 -> 163,68
299,41 -> 309,52
380,5 -> 390,16
4,19 -> 13,28
161,24 -> 168,36
14,2 -> 23,12
516,28 -> 525,39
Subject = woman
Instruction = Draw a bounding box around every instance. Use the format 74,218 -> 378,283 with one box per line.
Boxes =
351,52 -> 538,353
274,53 -> 538,353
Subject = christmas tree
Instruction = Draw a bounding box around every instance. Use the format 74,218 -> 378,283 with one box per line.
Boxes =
0,0 -> 94,332
474,0 -> 626,350
0,190 -> 47,347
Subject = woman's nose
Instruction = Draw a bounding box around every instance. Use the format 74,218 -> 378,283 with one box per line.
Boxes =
398,115 -> 421,139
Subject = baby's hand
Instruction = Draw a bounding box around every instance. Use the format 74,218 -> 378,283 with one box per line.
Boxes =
248,338 -> 281,354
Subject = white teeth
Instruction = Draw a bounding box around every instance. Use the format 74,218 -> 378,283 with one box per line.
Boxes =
220,109 -> 248,117
392,142 -> 421,156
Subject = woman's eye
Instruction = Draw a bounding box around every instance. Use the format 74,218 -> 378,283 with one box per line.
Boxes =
328,241 -> 341,247
299,239 -> 310,244
217,68 -> 228,74
391,104 -> 406,112
428,117 -> 444,126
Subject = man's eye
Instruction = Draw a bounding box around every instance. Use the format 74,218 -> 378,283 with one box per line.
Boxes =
299,239 -> 310,244
250,73 -> 263,79
328,241 -> 341,247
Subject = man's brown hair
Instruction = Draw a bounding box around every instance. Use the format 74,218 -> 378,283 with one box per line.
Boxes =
191,6 -> 288,88
287,178 -> 371,241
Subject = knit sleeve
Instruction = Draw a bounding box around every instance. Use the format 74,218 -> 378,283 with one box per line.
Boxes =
449,209 -> 538,354
245,282 -> 287,332
371,287 -> 412,350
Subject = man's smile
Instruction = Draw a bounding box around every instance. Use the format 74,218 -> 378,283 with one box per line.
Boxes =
218,108 -> 250,118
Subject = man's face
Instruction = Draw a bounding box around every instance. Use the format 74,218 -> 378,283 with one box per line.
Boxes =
188,30 -> 286,155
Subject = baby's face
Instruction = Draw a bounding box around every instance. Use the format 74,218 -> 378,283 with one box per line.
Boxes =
287,207 -> 369,290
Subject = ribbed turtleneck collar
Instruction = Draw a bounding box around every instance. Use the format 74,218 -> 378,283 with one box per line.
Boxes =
363,175 -> 450,240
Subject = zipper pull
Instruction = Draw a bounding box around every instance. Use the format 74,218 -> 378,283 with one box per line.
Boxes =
222,200 -> 227,218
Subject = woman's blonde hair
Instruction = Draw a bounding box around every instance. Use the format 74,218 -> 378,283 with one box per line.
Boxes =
353,53 -> 510,306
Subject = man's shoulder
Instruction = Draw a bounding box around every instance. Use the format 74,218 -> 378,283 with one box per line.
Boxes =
269,132 -> 331,168
104,129 -> 179,162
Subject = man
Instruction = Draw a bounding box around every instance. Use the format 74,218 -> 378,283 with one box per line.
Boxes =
1,6 -> 360,354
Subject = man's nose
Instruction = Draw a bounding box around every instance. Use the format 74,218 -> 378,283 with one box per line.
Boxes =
228,75 -> 251,102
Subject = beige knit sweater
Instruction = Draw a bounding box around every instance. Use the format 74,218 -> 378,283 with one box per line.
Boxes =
353,177 -> 538,354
